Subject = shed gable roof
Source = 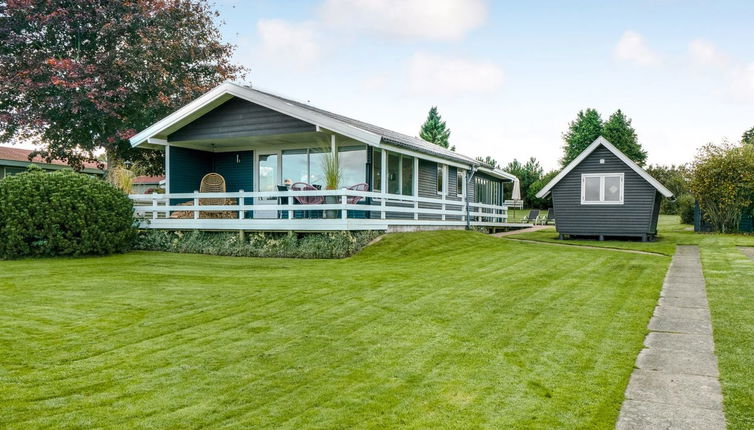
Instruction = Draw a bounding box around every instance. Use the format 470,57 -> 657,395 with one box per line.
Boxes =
535,137 -> 673,198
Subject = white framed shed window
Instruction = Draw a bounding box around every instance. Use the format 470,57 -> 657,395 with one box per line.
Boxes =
581,173 -> 624,204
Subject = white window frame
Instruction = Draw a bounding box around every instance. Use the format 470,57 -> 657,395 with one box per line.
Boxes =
581,173 -> 624,205
437,164 -> 447,195
456,169 -> 466,197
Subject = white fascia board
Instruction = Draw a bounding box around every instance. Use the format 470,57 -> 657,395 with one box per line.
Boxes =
535,136 -> 673,198
130,81 -> 382,148
478,166 -> 518,182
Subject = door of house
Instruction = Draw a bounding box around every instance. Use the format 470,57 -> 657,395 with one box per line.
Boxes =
256,153 -> 279,219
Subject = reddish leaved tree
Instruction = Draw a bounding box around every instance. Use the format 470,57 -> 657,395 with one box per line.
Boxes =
0,0 -> 245,173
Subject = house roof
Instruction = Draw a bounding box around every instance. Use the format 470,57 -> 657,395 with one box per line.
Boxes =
133,175 -> 165,185
0,146 -> 103,172
535,136 -> 674,198
129,82 -> 517,182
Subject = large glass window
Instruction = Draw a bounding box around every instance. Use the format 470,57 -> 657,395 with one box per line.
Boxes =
402,156 -> 413,195
281,149 -> 308,184
387,152 -> 400,194
384,152 -> 414,195
338,145 -> 366,187
581,173 -> 624,204
281,148 -> 335,188
372,148 -> 382,192
474,176 -> 501,205
258,154 -> 278,192
308,148 -> 326,188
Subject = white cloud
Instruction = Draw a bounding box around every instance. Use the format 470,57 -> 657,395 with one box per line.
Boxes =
408,53 -> 504,96
614,31 -> 659,66
318,0 -> 486,41
257,19 -> 321,65
688,39 -> 729,68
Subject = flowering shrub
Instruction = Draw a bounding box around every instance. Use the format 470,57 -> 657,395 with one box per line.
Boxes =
0,169 -> 137,259
134,230 -> 380,259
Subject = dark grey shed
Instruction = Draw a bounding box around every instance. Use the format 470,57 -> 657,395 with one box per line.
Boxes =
535,137 -> 674,241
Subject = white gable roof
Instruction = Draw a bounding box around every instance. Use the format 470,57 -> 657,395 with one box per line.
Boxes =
535,136 -> 674,198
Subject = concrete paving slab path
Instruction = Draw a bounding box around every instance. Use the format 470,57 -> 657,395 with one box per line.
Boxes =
740,246 -> 754,261
616,245 -> 726,430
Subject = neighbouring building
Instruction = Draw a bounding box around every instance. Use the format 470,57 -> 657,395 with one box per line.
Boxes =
0,146 -> 104,179
535,136 -> 674,241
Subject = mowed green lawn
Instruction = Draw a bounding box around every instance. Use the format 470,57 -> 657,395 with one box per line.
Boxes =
0,231 -> 669,429
508,216 -> 754,429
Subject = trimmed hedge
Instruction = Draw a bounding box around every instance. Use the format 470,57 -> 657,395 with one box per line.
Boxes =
135,230 -> 380,259
0,169 -> 137,259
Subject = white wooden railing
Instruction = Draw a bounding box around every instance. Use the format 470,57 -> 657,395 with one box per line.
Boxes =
129,189 -> 521,231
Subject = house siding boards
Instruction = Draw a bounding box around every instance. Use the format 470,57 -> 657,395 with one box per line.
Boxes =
168,97 -> 316,142
551,146 -> 659,237
168,147 -> 254,214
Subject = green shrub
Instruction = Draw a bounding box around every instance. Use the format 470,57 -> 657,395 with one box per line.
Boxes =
0,169 -> 137,259
135,230 -> 380,259
677,194 -> 695,225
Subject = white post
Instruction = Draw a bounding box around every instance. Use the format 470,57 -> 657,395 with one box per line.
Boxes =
288,192 -> 294,220
331,134 -> 337,156
381,150 -> 387,220
380,150 -> 387,194
441,192 -> 446,221
152,194 -> 158,220
164,143 -> 170,194
414,157 -> 419,220
193,191 -> 199,219
341,194 -> 347,220
238,190 -> 244,220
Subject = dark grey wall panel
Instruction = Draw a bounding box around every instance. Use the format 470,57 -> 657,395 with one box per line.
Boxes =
169,97 -> 316,142
551,146 -> 660,237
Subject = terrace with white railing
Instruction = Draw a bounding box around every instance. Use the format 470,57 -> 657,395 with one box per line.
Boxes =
129,189 -> 530,232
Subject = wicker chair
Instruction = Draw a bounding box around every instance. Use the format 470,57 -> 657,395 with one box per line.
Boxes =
199,173 -> 227,206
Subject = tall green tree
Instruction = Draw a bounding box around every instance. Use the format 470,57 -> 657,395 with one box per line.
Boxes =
527,170 -> 559,209
561,108 -> 648,167
645,164 -> 691,214
689,141 -> 754,233
0,0 -> 244,172
419,106 -> 453,150
475,155 -> 499,169
742,126 -> 754,145
502,157 -> 543,207
561,108 -> 603,166
602,109 -> 647,166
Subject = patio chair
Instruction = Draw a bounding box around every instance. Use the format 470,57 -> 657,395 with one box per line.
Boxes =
290,182 -> 324,205
290,182 -> 324,219
538,209 -> 555,225
199,173 -> 227,206
519,209 -> 539,224
277,185 -> 290,219
346,183 -> 369,204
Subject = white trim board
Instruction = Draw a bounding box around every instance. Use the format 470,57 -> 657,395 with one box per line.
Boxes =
535,136 -> 673,198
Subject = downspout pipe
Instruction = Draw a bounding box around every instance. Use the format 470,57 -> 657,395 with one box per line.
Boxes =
465,165 -> 478,230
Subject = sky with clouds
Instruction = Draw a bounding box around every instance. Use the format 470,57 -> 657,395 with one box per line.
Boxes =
217,0 -> 754,170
